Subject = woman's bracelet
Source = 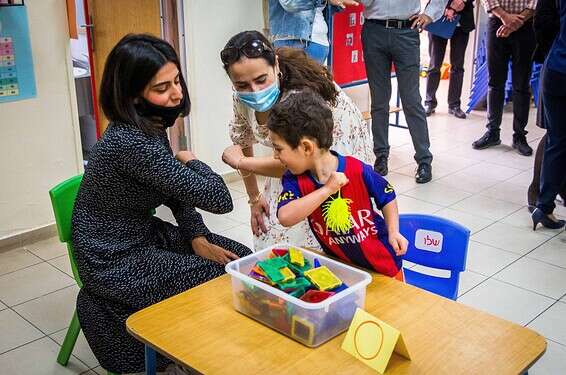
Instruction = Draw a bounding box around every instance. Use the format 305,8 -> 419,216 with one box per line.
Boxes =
236,156 -> 252,178
248,192 -> 262,206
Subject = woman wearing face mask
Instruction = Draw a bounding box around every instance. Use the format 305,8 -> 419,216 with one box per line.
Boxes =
71,34 -> 251,374
221,30 -> 373,250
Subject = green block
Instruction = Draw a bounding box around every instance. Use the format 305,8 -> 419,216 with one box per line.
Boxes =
277,277 -> 312,291
289,287 -> 306,299
288,258 -> 312,276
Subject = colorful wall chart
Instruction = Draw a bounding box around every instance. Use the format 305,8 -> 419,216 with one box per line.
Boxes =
0,1 -> 36,103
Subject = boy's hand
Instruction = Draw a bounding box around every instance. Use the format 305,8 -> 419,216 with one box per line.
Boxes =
176,150 -> 197,164
324,172 -> 349,195
389,232 -> 409,256
222,145 -> 245,170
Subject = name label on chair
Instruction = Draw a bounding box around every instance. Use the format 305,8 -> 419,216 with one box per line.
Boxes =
415,230 -> 443,253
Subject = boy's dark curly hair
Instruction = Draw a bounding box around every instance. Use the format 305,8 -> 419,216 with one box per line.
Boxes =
268,89 -> 334,150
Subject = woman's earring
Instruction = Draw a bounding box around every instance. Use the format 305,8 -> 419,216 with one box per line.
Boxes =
278,71 -> 283,79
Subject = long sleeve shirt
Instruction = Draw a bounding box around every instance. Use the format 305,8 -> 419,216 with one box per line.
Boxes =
358,0 -> 449,22
480,0 -> 537,14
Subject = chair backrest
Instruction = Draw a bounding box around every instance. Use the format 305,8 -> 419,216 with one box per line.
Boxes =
399,214 -> 470,300
49,174 -> 83,286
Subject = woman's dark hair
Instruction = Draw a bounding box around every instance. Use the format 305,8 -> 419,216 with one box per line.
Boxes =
99,33 -> 190,136
222,30 -> 338,107
268,88 -> 334,150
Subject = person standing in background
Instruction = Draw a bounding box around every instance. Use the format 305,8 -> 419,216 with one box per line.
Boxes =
472,0 -> 537,156
359,0 -> 448,183
269,0 -> 359,64
425,0 -> 475,119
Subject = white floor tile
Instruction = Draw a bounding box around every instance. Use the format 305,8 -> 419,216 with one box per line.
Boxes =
48,255 -> 75,279
222,196 -> 252,225
0,337 -> 89,374
450,195 -> 523,221
466,241 -> 521,277
403,182 -> 472,207
396,195 -> 443,215
25,237 -> 67,261
220,224 -> 255,252
494,258 -> 566,299
528,236 -> 566,269
198,210 -> 242,233
461,161 -> 523,182
13,285 -> 79,335
434,171 -> 500,193
457,270 -> 488,297
506,170 -> 535,187
529,340 -> 566,375
472,223 -> 552,255
528,302 -> 566,346
489,150 -> 535,171
457,278 -> 555,326
0,247 -> 43,276
0,309 -> 43,354
479,181 -> 531,206
51,329 -> 99,369
386,172 -> 420,193
0,300 -> 6,311
433,208 -> 495,234
0,263 -> 75,306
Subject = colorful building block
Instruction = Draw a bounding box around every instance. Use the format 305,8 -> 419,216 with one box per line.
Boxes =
280,267 -> 296,282
289,247 -> 305,267
300,290 -> 335,303
304,266 -> 343,291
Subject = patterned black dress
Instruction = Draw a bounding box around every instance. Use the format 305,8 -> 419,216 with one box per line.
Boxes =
72,122 -> 251,373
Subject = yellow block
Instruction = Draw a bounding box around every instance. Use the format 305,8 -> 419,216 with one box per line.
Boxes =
289,247 -> 305,267
342,308 -> 411,374
304,266 -> 342,291
280,267 -> 296,282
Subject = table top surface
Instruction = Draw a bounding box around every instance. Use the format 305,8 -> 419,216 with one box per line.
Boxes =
127,273 -> 546,374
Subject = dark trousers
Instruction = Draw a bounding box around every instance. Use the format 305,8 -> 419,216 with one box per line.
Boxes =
486,17 -> 536,137
537,67 -> 566,214
362,21 -> 433,165
425,27 -> 470,109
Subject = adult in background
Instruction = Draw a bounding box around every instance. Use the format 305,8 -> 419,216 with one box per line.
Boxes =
359,0 -> 448,183
425,0 -> 475,119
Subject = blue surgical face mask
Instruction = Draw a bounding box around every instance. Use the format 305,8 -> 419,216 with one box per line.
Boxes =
235,74 -> 280,112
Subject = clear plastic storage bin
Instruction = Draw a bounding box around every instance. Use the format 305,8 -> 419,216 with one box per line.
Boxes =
225,244 -> 372,347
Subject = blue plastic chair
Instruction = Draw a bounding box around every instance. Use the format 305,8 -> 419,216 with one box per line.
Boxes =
399,214 -> 470,300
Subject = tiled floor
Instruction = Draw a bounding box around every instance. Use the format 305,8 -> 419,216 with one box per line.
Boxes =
1,108 -> 565,374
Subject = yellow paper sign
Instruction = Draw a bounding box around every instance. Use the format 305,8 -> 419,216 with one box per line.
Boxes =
341,308 -> 410,373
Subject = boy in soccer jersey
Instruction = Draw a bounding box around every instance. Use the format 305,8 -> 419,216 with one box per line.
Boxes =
270,89 -> 408,279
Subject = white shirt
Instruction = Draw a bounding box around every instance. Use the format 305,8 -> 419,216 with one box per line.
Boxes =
358,0 -> 449,22
311,6 -> 329,46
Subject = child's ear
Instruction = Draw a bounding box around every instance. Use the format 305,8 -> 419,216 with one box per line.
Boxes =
301,138 -> 316,156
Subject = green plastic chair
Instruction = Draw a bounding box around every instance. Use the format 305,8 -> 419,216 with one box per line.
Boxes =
49,175 -> 118,375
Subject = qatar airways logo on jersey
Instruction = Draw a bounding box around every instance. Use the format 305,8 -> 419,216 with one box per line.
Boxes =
311,209 -> 378,244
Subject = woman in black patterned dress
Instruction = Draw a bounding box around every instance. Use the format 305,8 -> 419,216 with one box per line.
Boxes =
71,34 -> 251,374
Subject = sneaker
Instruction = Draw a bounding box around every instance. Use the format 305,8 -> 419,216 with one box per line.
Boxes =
415,163 -> 432,184
512,136 -> 533,156
472,131 -> 501,150
374,156 -> 388,176
448,107 -> 466,119
425,104 -> 435,117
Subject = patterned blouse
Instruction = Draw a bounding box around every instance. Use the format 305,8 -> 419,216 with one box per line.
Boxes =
229,85 -> 374,251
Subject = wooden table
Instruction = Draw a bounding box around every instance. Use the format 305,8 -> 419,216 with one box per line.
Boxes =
127,274 -> 546,374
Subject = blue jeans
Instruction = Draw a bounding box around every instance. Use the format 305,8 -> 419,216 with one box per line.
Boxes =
273,39 -> 329,65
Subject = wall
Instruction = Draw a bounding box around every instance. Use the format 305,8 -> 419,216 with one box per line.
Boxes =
183,0 -> 265,175
0,0 -> 82,240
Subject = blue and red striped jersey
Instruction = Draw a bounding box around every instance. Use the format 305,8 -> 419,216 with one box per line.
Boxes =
277,152 -> 401,277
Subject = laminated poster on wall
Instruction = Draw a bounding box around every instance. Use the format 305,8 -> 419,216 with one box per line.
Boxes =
0,0 -> 36,103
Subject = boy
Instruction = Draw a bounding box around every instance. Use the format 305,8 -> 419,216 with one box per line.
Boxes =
269,90 -> 408,279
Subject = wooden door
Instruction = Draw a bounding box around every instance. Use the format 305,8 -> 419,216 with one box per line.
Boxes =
87,0 -> 161,134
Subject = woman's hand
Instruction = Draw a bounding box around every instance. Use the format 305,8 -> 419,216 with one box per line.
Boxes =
388,232 -> 409,256
222,145 -> 245,170
176,150 -> 197,164
192,236 -> 239,265
410,13 -> 432,32
329,0 -> 359,9
323,172 -> 349,195
250,194 -> 269,236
